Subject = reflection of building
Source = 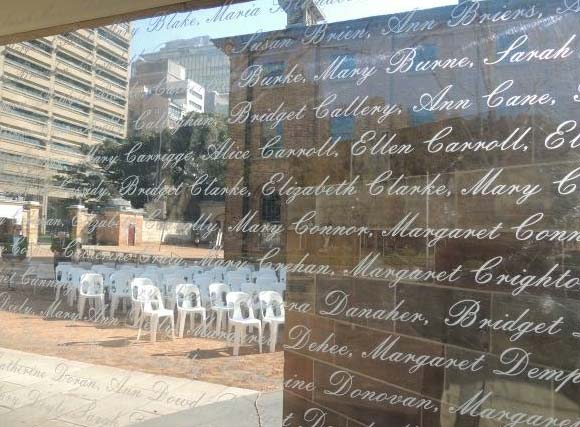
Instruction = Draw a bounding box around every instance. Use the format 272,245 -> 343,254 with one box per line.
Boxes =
129,58 -> 205,134
0,24 -> 130,230
216,2 -> 580,425
142,36 -> 230,94
216,1 -> 579,261
204,91 -> 228,115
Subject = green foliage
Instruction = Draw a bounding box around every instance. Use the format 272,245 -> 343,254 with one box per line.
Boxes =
3,236 -> 28,257
55,112 -> 227,216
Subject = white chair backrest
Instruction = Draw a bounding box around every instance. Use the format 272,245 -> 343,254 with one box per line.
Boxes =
210,267 -> 226,282
131,277 -> 155,304
140,272 -> 161,288
227,292 -> 256,320
241,282 -> 258,297
164,273 -> 188,297
256,267 -> 278,281
92,266 -> 115,284
176,284 -> 203,309
136,284 -> 165,312
119,264 -> 136,270
279,267 -> 286,283
226,271 -> 248,292
56,264 -> 71,283
195,272 -> 212,287
255,276 -> 276,291
209,283 -> 229,308
189,266 -> 204,277
79,273 -> 104,296
259,291 -> 284,319
236,267 -> 252,281
169,268 -> 191,283
109,271 -> 133,296
69,268 -> 88,285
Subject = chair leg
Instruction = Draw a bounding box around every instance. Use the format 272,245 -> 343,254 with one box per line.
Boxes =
269,324 -> 276,353
78,296 -> 85,319
190,314 -> 195,334
67,285 -> 75,306
133,305 -> 140,327
179,311 -> 186,338
151,315 -> 158,343
201,311 -> 206,335
233,324 -> 240,356
170,314 -> 175,340
110,296 -> 118,318
136,313 -> 144,341
216,310 -> 223,332
100,296 -> 105,318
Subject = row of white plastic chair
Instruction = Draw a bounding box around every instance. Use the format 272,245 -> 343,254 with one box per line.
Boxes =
127,278 -> 285,353
81,262 -> 287,284
55,265 -> 286,353
56,263 -> 285,313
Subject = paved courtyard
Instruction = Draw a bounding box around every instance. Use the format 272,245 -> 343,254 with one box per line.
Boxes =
0,347 -> 283,427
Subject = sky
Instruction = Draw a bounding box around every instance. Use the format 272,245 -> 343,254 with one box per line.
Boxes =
130,0 -> 458,60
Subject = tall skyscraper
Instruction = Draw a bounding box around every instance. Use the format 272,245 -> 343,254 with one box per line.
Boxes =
0,23 -> 130,229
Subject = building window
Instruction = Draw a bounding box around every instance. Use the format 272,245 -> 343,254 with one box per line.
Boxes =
409,108 -> 434,126
330,116 -> 355,140
261,122 -> 284,155
261,62 -> 285,79
261,194 -> 281,224
416,44 -> 437,61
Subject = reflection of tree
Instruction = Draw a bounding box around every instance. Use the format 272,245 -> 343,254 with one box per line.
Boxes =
57,112 -> 228,218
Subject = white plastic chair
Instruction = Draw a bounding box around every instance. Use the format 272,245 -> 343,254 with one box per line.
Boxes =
256,267 -> 277,280
226,271 -> 248,292
259,291 -> 285,352
134,283 -> 175,342
236,267 -> 252,281
169,267 -> 191,283
255,276 -> 276,292
109,270 -> 133,318
227,292 -> 262,356
78,273 -> 105,320
210,267 -> 226,282
188,266 -> 204,278
92,266 -> 115,291
163,273 -> 189,309
194,273 -> 213,305
209,283 -> 231,332
55,264 -> 73,301
67,267 -> 87,306
140,271 -> 162,290
176,284 -> 207,337
131,277 -> 152,326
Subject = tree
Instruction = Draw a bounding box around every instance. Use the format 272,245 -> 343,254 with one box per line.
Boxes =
55,112 -> 227,219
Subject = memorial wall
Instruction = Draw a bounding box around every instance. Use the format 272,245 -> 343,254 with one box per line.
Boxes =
0,0 -> 579,426
216,0 -> 580,425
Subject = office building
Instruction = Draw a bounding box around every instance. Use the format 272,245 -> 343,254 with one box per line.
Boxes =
141,35 -> 230,94
129,58 -> 205,134
0,23 -> 130,229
